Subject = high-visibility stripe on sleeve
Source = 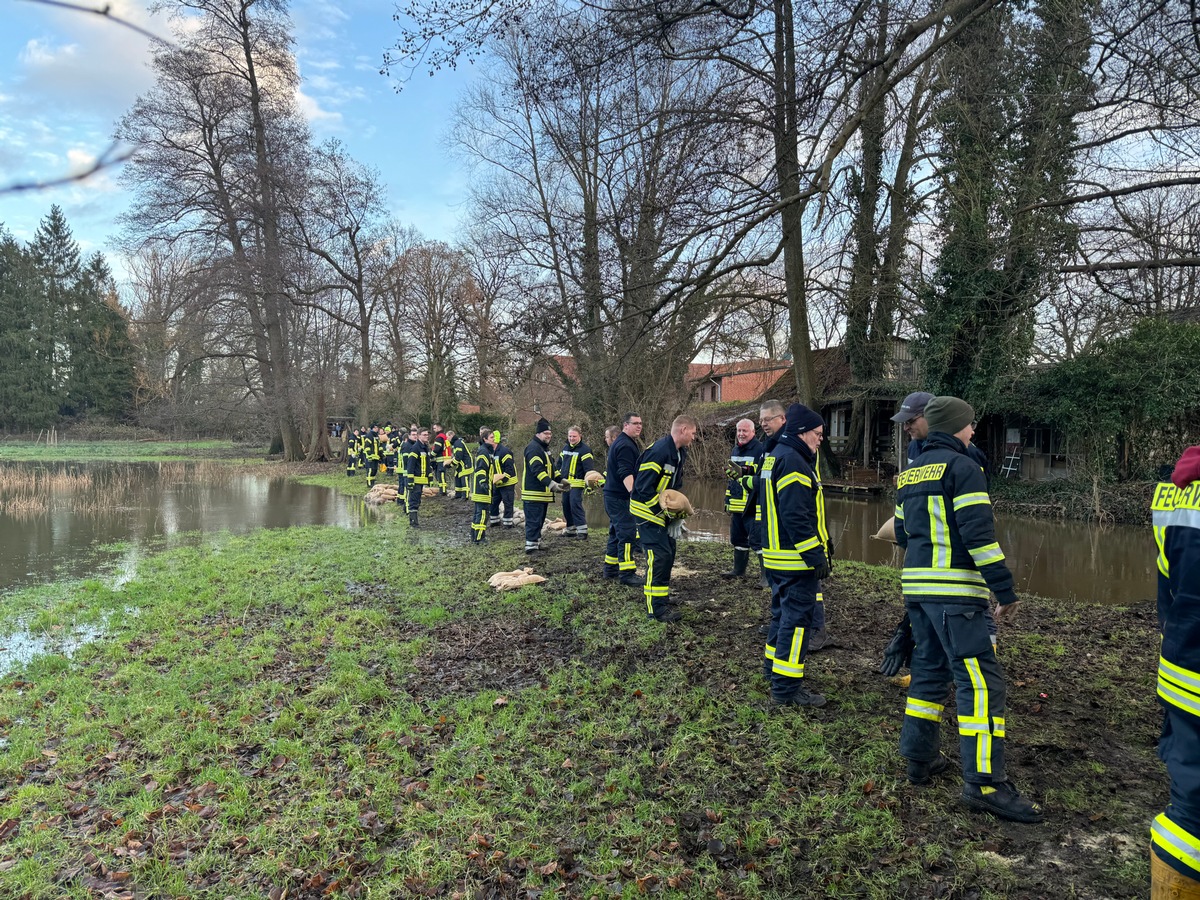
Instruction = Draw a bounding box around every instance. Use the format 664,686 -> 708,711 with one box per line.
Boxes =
953,492 -> 991,511
640,461 -> 663,474
969,542 -> 1006,566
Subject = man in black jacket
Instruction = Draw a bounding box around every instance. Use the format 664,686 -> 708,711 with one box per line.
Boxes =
756,403 -> 829,707
560,426 -> 595,538
603,413 -> 643,584
631,415 -> 698,622
894,396 -> 1041,824
489,432 -> 518,527
722,417 -> 765,582
522,418 -> 560,553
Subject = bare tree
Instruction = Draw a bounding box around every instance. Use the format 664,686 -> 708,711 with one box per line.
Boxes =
117,0 -> 309,457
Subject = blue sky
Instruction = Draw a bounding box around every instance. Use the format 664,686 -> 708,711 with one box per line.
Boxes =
0,0 -> 477,280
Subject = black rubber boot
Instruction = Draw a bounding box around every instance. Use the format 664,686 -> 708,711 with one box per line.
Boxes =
771,685 -> 827,709
409,512 -> 419,528
961,780 -> 1044,823
720,549 -> 749,579
757,556 -> 769,588
906,753 -> 950,785
618,573 -> 642,587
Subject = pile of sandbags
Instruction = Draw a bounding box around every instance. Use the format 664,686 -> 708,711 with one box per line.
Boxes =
488,567 -> 546,591
545,518 -> 568,531
365,484 -> 400,505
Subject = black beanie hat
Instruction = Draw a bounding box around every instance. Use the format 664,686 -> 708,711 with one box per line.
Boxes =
535,417 -> 551,434
784,403 -> 824,436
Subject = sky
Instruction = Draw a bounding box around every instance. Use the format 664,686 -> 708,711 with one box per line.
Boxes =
0,0 -> 478,282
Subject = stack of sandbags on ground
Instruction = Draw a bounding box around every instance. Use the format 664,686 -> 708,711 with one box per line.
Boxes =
546,518 -> 568,531
364,484 -> 400,505
511,509 -> 526,524
488,567 -> 546,591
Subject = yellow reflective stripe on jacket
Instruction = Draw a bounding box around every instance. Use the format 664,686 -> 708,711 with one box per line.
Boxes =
968,542 -> 1005,566
953,492 -> 991,511
902,567 -> 987,584
928,496 -> 949,567
795,535 -> 821,553
905,697 -> 943,721
1153,814 -> 1200,875
631,498 -> 665,525
777,471 -> 811,490
640,461 -> 663,474
894,504 -> 904,521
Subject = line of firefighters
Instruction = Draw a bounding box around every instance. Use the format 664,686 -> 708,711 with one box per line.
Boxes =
341,402 -> 1200,894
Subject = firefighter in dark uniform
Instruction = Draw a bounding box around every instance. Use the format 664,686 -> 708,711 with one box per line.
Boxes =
405,428 -> 432,526
449,431 -> 471,500
431,426 -> 449,495
470,428 -> 498,544
522,418 -> 560,553
489,432 -> 518,527
722,417 -> 765,583
560,426 -> 595,539
756,403 -> 828,706
378,423 -> 394,476
603,413 -> 643,584
361,425 -> 382,488
894,396 -> 1041,823
346,427 -> 360,476
1151,445 -> 1200,897
630,416 -> 698,622
396,426 -> 416,507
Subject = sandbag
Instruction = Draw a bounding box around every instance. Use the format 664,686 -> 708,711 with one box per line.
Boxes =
584,470 -> 603,486
488,567 -> 547,591
546,518 -> 568,531
872,516 -> 897,544
661,489 -> 694,517
422,487 -> 439,497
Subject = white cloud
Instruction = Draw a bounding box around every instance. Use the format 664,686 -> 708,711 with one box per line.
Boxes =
295,88 -> 343,129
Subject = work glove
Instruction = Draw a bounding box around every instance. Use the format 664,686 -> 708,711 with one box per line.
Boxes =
879,614 -> 916,677
813,561 -> 832,580
725,461 -> 747,480
666,518 -> 684,540
549,481 -> 565,493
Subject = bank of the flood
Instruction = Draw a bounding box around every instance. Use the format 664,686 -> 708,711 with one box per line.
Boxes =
0,498 -> 1162,899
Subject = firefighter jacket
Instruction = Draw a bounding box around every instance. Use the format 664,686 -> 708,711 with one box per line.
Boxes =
604,432 -> 640,498
451,437 -> 471,473
894,431 -> 1016,607
405,439 -> 431,485
471,444 -> 496,503
347,432 -> 360,459
522,437 -> 558,502
630,434 -> 686,527
361,432 -> 381,462
560,440 -> 595,489
493,443 -> 518,487
1151,448 -> 1200,876
726,437 -> 764,514
432,433 -> 448,462
755,434 -> 826,572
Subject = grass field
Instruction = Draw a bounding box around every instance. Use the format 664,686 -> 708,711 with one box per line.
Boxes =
0,473 -> 1162,898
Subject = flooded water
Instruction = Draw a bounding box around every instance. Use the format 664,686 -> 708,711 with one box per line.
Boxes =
0,461 -> 368,595
583,479 -> 1155,605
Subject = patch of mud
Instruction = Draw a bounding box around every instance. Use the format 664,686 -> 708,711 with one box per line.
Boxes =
406,618 -> 582,701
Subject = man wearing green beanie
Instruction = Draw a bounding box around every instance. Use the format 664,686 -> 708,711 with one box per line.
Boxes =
893,396 -> 1042,823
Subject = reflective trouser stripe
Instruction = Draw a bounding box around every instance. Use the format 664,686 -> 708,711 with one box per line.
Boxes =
772,627 -> 805,677
963,657 -> 993,775
1153,814 -> 1200,875
905,697 -> 944,722
605,554 -> 619,565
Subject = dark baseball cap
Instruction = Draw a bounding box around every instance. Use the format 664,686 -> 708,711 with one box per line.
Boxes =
890,391 -> 935,424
